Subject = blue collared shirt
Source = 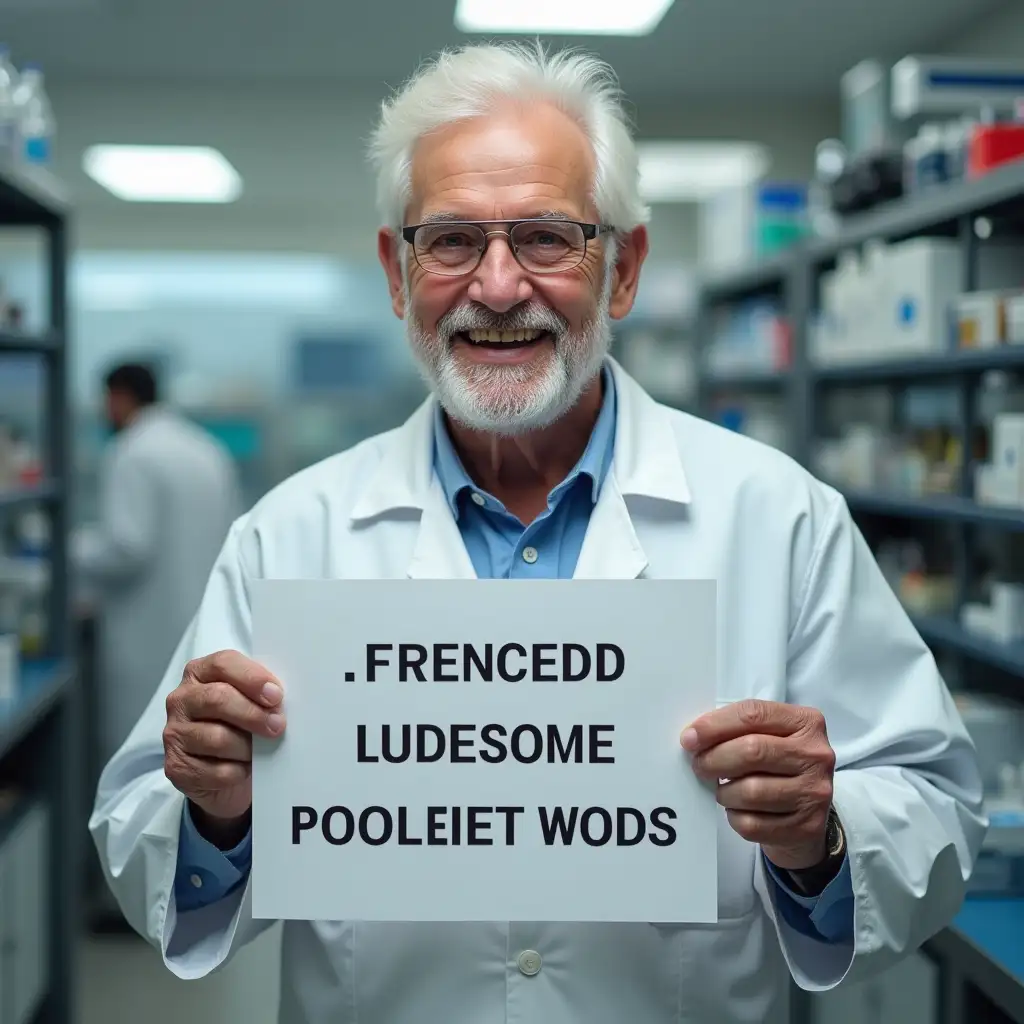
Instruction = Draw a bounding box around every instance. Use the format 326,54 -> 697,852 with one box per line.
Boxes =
174,365 -> 853,944
432,366 -> 618,579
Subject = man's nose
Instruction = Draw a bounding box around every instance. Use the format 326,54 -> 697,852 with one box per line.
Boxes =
466,234 -> 534,313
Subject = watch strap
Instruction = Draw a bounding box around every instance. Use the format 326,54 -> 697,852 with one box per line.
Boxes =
781,806 -> 845,897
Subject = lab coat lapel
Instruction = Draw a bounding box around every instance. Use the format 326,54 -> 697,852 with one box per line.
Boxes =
574,359 -> 692,580
406,479 -> 478,580
573,474 -> 649,579
350,397 -> 476,580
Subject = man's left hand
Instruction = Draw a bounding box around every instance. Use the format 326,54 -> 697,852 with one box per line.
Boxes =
681,699 -> 836,872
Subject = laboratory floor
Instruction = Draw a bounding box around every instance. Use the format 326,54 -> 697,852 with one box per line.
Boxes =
77,925 -> 283,1024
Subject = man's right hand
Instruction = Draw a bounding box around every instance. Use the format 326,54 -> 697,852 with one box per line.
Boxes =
163,650 -> 286,849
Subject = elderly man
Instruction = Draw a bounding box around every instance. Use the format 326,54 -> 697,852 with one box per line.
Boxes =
90,42 -> 984,1024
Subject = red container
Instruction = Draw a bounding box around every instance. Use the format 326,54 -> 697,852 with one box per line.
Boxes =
968,124 -> 1024,178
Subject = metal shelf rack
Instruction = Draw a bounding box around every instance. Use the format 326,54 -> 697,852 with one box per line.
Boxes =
695,164 -> 1024,1024
696,164 -> 1024,696
0,160 -> 79,1024
841,491 -> 1024,530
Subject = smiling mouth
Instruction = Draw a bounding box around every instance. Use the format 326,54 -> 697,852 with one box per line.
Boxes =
456,329 -> 552,349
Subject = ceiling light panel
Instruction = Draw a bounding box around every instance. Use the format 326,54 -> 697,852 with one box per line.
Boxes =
455,0 -> 675,36
0,0 -> 101,9
82,145 -> 243,203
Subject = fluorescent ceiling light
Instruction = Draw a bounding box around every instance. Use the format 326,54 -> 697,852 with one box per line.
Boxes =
455,0 -> 675,35
636,141 -> 769,202
82,145 -> 243,203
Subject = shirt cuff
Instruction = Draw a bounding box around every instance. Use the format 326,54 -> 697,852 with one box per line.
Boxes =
174,801 -> 253,913
761,850 -> 855,944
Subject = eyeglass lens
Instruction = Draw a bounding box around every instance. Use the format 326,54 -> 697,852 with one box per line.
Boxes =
414,222 -> 587,275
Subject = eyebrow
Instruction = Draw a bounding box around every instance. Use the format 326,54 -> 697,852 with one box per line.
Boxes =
415,210 -> 577,225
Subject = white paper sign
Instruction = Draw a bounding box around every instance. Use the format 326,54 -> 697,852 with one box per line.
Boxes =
251,579 -> 718,923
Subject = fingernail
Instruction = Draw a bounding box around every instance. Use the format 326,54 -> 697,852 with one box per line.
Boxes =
681,728 -> 699,752
261,682 -> 283,706
267,713 -> 285,735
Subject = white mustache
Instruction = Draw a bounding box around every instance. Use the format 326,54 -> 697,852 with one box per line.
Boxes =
436,303 -> 568,343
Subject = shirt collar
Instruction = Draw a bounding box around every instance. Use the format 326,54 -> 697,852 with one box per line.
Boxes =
432,364 -> 618,518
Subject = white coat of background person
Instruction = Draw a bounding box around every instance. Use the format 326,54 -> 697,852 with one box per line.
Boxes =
90,45 -> 986,1024
75,362 -> 242,766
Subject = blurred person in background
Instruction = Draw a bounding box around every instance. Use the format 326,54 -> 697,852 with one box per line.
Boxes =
74,361 -> 241,768
91,44 -> 983,1024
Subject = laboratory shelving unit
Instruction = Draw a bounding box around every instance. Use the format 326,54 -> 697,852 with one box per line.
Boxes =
697,159 -> 1024,689
0,161 -> 80,1024
695,161 -> 1024,1024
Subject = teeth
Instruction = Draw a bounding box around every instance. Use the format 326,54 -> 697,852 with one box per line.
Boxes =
465,329 -> 543,344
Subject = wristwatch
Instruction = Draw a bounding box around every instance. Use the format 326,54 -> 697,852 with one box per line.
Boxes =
783,806 -> 846,897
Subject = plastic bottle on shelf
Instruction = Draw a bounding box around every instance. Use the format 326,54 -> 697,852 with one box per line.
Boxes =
0,47 -> 19,162
13,65 -> 54,165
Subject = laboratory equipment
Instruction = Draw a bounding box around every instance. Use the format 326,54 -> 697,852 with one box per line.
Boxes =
812,237 -> 961,365
841,59 -> 906,158
891,56 -> 1024,121
698,182 -> 808,274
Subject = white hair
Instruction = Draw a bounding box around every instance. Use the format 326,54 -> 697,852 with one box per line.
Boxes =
368,41 -> 650,235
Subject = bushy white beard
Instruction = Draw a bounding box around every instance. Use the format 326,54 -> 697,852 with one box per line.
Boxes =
405,269 -> 614,436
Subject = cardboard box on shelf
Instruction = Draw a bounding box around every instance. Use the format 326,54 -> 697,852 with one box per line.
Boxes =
954,291 -> 1007,348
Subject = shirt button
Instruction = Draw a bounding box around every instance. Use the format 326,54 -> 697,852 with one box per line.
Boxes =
190,874 -> 203,889
470,492 -> 486,507
522,546 -> 539,564
517,949 -> 542,976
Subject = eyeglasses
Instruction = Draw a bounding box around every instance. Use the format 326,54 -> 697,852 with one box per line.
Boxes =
401,219 -> 615,277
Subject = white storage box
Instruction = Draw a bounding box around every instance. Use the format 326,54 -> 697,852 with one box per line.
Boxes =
880,238 -> 961,356
992,413 -> 1024,505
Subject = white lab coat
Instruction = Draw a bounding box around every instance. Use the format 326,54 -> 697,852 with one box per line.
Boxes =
89,361 -> 985,1024
76,404 -> 241,765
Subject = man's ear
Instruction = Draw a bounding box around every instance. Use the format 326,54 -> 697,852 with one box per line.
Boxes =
378,228 -> 406,319
607,226 -> 649,321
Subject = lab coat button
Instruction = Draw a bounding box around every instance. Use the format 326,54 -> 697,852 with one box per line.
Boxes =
517,949 -> 542,976
522,546 -> 539,564
470,492 -> 486,506
189,874 -> 203,889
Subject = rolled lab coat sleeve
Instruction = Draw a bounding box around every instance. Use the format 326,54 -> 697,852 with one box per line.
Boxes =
88,514 -> 277,980
75,447 -> 160,586
755,487 -> 987,990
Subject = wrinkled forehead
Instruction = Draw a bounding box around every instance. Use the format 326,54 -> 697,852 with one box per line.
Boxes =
407,101 -> 598,225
